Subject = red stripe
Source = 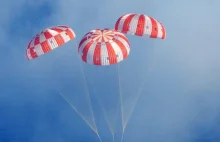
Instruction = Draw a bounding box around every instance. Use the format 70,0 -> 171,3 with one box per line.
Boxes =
113,38 -> 128,59
122,14 -> 136,33
117,34 -> 130,46
78,36 -> 88,52
65,29 -> 74,39
82,40 -> 93,63
30,48 -> 38,59
27,39 -> 33,59
115,15 -> 124,30
101,36 -> 105,42
100,30 -> 105,42
93,44 -> 101,65
135,14 -> 145,36
41,41 -> 51,53
51,27 -> 64,33
54,34 -> 65,46
44,31 -> 53,39
106,42 -> 117,64
34,36 -> 40,46
149,17 -> 158,38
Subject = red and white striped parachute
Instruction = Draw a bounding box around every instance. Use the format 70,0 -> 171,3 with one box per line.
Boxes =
78,28 -> 130,66
26,25 -> 76,60
115,13 -> 166,39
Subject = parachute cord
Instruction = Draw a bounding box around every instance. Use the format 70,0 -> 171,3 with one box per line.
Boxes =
94,90 -> 115,137
78,52 -> 101,136
58,92 -> 97,133
111,100 -> 120,142
116,64 -> 125,131
122,43 -> 157,130
97,134 -> 103,142
91,76 -> 117,141
79,60 -> 97,129
123,80 -> 146,131
92,79 -> 120,142
75,39 -> 102,139
120,130 -> 125,142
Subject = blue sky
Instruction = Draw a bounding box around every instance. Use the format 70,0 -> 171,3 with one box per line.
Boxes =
1,0 -> 220,141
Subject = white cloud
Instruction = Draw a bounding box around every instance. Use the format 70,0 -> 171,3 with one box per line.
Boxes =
50,0 -> 220,141
2,0 -> 220,141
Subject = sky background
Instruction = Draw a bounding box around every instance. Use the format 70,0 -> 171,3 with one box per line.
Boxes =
1,0 -> 220,142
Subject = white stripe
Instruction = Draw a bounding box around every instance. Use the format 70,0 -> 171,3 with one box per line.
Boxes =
47,29 -> 59,36
60,32 -> 70,42
129,14 -> 139,35
103,36 -> 108,42
155,21 -> 163,38
86,42 -> 96,64
103,30 -> 109,33
93,35 -> 101,42
144,16 -> 152,36
118,14 -> 131,32
34,44 -> 44,56
26,49 -> 32,60
108,39 -> 114,44
109,42 -> 121,63
39,34 -> 46,43
48,37 -> 58,49
98,36 -> 102,42
100,42 -> 110,65
110,42 -> 123,62
115,35 -> 130,55
116,32 -> 125,37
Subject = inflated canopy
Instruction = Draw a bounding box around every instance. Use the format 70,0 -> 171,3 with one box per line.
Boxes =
26,25 -> 76,60
115,13 -> 166,39
78,28 -> 130,66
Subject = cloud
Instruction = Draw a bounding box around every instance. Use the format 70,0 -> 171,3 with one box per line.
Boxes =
48,0 -> 220,141
1,0 -> 220,141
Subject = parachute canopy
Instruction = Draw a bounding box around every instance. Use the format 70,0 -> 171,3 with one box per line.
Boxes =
115,13 -> 166,39
78,28 -> 130,66
26,25 -> 76,60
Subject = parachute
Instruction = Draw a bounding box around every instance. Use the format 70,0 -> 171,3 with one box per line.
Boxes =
115,13 -> 166,39
25,14 -> 166,141
26,25 -> 76,60
78,28 -> 130,66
